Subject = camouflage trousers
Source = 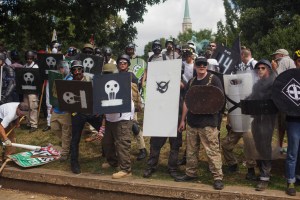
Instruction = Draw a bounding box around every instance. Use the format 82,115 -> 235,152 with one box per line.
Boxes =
221,130 -> 256,168
185,125 -> 223,180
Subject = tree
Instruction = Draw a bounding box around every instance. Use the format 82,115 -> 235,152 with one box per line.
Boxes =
0,0 -> 166,55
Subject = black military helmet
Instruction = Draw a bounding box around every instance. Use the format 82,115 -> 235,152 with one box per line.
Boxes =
94,47 -> 101,55
165,39 -> 174,48
67,46 -> 77,56
0,52 -> 6,61
10,50 -> 19,60
71,60 -> 83,69
254,59 -> 272,69
125,43 -> 135,50
25,50 -> 35,60
103,47 -> 112,56
152,39 -> 162,51
117,54 -> 131,66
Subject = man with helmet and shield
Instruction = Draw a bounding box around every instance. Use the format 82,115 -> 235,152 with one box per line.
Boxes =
68,60 -> 103,174
163,39 -> 180,60
102,47 -> 116,65
243,59 -> 277,191
125,43 -> 148,161
23,50 -> 39,133
143,39 -> 182,179
175,57 -> 225,190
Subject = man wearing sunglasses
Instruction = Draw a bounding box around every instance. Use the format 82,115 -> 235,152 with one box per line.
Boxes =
175,57 -> 225,190
246,59 -> 277,191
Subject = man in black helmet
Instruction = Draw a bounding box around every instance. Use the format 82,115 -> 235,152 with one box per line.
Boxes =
163,39 -> 180,60
143,39 -> 181,179
69,60 -> 103,174
23,50 -> 39,133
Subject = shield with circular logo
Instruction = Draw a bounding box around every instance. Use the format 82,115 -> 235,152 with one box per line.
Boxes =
272,68 -> 300,116
185,85 -> 225,114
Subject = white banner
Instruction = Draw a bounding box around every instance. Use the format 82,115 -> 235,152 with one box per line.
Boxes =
143,59 -> 182,137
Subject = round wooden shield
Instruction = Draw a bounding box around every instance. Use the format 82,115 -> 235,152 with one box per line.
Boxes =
185,85 -> 225,114
272,68 -> 300,116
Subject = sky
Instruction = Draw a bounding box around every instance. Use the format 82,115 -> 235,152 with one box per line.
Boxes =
130,0 -> 226,55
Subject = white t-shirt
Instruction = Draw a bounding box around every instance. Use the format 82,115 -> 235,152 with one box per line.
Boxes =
24,62 -> 38,68
182,61 -> 194,84
0,102 -> 19,128
106,100 -> 135,122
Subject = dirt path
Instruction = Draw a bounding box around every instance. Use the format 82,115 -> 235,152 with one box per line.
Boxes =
0,188 -> 72,200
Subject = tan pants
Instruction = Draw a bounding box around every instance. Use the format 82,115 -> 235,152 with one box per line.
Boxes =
221,130 -> 256,168
186,125 -> 223,180
23,94 -> 39,128
50,112 -> 72,156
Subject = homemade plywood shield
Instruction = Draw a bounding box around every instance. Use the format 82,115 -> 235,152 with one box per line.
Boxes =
56,80 -> 93,113
143,59 -> 182,137
93,73 -> 131,114
77,53 -> 104,75
185,85 -> 225,114
37,53 -> 63,80
15,68 -> 41,94
223,73 -> 254,132
48,70 -> 63,108
211,45 -> 240,74
272,68 -> 300,116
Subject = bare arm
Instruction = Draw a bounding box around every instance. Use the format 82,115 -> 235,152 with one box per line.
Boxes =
178,101 -> 188,132
0,124 -> 7,141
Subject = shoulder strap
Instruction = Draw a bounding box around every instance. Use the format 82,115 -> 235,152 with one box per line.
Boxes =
206,74 -> 214,85
249,61 -> 254,70
189,77 -> 196,87
148,54 -> 155,62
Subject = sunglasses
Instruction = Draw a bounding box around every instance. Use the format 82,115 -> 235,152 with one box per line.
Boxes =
209,45 -> 216,47
119,61 -> 128,64
257,67 -> 266,70
195,61 -> 208,67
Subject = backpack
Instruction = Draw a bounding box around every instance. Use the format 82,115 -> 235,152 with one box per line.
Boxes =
131,82 -> 142,112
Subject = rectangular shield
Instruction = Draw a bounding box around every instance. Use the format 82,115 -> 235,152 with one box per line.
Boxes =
37,53 -> 64,80
15,68 -> 41,94
212,45 -> 240,74
48,70 -> 63,108
77,53 -> 104,75
93,72 -> 131,114
143,59 -> 182,137
56,80 -> 93,114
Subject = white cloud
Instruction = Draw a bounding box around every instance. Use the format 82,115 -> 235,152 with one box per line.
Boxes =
132,0 -> 226,55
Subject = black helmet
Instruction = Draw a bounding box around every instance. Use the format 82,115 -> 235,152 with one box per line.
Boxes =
25,50 -> 35,60
10,50 -> 19,60
117,54 -> 131,66
94,47 -> 101,55
67,47 -> 77,56
152,40 -> 162,52
71,60 -> 83,69
125,43 -> 135,50
103,47 -> 112,56
165,39 -> 174,48
0,52 -> 6,61
254,59 -> 272,69
293,49 -> 300,60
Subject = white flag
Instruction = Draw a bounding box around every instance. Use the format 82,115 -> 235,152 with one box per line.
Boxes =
143,59 -> 182,137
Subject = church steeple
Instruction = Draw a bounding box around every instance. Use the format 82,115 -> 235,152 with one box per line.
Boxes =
182,0 -> 192,32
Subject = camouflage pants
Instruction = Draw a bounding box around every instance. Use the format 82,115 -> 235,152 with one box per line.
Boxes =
103,120 -> 133,173
221,130 -> 256,168
185,125 -> 223,180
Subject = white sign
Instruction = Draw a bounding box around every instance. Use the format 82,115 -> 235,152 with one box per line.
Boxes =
143,59 -> 181,137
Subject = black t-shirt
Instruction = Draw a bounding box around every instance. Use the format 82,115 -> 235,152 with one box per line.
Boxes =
185,72 -> 223,128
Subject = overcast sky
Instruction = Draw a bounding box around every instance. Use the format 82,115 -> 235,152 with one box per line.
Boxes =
131,0 -> 226,55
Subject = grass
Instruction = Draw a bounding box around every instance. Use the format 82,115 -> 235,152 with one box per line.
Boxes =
3,115 -> 296,193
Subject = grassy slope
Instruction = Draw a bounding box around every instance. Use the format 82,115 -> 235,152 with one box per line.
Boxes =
5,116 -> 294,192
